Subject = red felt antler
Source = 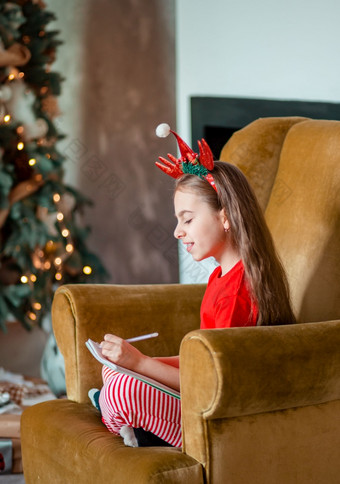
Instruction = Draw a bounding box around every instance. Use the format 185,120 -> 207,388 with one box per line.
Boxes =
198,139 -> 214,170
155,155 -> 182,179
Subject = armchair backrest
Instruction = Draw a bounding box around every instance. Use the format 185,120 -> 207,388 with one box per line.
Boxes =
220,117 -> 340,323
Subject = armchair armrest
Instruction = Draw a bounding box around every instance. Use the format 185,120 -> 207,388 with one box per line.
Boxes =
180,320 -> 340,472
52,283 -> 205,403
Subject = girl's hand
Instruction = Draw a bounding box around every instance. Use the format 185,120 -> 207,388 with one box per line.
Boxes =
100,334 -> 180,391
100,334 -> 146,372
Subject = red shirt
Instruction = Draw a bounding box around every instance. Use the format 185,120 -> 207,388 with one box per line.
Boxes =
200,260 -> 258,329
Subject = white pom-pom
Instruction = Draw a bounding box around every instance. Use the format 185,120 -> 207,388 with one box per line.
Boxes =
156,123 -> 171,138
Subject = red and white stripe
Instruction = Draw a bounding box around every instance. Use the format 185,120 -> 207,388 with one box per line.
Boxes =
99,366 -> 182,447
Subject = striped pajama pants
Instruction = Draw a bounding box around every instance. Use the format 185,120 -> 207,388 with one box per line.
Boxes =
99,366 -> 182,447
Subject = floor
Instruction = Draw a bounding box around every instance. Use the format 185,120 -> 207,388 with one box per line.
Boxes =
0,476 -> 25,483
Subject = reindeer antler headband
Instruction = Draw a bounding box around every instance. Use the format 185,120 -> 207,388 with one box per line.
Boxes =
155,123 -> 217,191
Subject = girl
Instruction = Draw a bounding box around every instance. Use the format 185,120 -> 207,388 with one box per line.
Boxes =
96,124 -> 296,448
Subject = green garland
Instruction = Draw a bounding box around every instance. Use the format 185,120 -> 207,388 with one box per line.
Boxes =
181,160 -> 209,179
0,0 -> 108,331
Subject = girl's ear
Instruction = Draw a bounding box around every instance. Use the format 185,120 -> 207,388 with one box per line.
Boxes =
219,208 -> 230,231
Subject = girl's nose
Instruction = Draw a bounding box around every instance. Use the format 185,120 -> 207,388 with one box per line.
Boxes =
174,223 -> 184,239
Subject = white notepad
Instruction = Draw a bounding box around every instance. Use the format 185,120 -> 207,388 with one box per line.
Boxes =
85,339 -> 180,399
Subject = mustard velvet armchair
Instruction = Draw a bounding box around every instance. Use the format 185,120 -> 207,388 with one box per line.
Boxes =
21,118 -> 340,484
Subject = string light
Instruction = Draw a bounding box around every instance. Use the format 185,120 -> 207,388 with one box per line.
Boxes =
17,142 -> 24,150
17,126 -> 24,135
7,67 -> 20,81
4,114 -> 11,123
33,302 -> 42,310
28,158 -> 36,166
66,244 -> 73,253
52,191 -> 79,275
30,274 -> 37,282
28,312 -> 37,321
21,275 -> 28,283
83,266 -> 92,275
44,261 -> 51,270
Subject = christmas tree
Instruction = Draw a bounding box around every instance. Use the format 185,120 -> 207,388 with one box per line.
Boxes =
0,0 -> 107,332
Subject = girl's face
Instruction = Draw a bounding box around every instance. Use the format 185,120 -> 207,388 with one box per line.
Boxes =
174,188 -> 228,264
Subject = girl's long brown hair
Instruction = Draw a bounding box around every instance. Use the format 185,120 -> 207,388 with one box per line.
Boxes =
175,161 -> 296,326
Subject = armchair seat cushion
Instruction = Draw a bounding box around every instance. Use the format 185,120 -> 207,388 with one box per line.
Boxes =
21,399 -> 204,484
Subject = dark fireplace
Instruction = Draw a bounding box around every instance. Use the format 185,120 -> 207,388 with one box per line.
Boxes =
191,96 -> 340,159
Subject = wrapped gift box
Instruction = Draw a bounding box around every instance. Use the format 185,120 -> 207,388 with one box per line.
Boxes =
0,415 -> 22,473
0,438 -> 22,474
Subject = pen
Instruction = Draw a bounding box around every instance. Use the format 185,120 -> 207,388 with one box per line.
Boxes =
126,332 -> 159,343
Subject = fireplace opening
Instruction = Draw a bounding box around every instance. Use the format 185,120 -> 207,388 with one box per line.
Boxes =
191,96 -> 340,159
203,125 -> 240,160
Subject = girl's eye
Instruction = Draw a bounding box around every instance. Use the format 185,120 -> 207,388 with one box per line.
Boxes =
184,219 -> 192,225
